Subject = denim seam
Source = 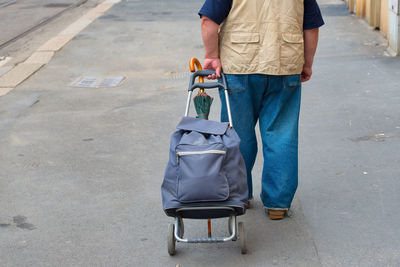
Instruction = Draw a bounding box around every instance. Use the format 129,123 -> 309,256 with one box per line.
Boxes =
227,75 -> 246,94
283,75 -> 301,90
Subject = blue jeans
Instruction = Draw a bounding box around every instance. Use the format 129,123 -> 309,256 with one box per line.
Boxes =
219,74 -> 301,209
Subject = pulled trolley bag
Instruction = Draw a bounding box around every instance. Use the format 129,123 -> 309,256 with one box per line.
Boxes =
161,70 -> 249,255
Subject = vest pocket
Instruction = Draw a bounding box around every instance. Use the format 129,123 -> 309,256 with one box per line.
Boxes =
281,33 -> 304,57
231,32 -> 260,44
176,145 -> 229,203
224,32 -> 260,64
280,33 -> 304,69
282,33 -> 304,44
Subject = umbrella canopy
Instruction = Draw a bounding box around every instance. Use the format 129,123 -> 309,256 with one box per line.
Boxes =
194,91 -> 213,120
189,58 -> 214,120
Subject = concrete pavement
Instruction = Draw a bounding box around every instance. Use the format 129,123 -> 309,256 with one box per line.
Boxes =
0,0 -> 399,266
300,0 -> 400,265
0,0 -> 102,67
0,0 -> 85,46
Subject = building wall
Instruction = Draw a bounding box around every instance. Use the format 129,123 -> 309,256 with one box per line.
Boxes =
347,0 -> 399,54
381,0 -> 389,36
388,1 -> 400,54
350,0 -> 388,37
356,0 -> 366,17
366,0 -> 372,22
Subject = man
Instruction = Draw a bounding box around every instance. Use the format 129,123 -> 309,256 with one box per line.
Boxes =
199,0 -> 324,219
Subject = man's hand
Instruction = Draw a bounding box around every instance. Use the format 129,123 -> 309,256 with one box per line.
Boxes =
301,65 -> 312,82
302,28 -> 319,83
201,16 -> 221,79
204,58 -> 221,79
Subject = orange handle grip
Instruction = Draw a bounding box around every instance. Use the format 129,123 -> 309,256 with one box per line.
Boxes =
189,58 -> 204,83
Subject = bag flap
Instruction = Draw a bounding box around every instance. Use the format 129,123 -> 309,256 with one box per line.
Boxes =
177,117 -> 228,135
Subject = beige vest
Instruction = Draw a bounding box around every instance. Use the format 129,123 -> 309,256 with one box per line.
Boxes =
219,0 -> 304,75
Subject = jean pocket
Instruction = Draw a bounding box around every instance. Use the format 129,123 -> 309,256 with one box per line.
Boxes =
283,74 -> 301,90
224,75 -> 246,94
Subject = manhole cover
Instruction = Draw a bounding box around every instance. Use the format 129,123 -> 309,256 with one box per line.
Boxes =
70,77 -> 125,88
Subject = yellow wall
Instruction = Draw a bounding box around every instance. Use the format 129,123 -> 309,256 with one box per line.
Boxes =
356,0 -> 366,17
349,0 -> 356,12
371,0 -> 381,27
366,0 -> 372,22
380,0 -> 389,36
350,0 -> 388,35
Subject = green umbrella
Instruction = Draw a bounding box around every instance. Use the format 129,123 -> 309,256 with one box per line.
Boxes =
190,58 -> 214,120
194,90 -> 213,120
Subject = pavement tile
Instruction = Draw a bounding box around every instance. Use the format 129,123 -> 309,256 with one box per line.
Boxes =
60,18 -> 94,35
85,10 -> 102,20
0,66 -> 13,78
0,57 -> 12,68
92,3 -> 114,14
25,51 -> 55,64
0,63 -> 44,88
0,87 -> 13,97
85,3 -> 114,20
37,35 -> 75,52
103,0 -> 121,3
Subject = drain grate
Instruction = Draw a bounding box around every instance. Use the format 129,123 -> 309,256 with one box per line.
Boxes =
97,77 -> 125,87
70,76 -> 125,88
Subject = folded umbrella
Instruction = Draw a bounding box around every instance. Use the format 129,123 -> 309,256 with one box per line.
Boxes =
189,58 -> 214,120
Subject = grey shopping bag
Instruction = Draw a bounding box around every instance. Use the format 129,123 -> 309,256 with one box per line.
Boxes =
161,71 -> 248,217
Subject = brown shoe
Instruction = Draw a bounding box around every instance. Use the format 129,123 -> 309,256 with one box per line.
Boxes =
247,198 -> 253,209
266,209 -> 286,220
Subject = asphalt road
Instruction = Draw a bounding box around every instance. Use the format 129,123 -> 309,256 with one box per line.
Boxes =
0,0 -> 101,66
0,0 -> 82,45
0,0 -> 399,266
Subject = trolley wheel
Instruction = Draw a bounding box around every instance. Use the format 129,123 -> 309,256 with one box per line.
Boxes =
238,222 -> 247,254
168,223 -> 176,256
177,217 -> 184,238
228,216 -> 237,241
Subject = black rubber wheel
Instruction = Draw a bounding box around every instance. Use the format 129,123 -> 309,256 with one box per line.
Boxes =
239,222 -> 247,254
177,217 -> 184,238
168,223 -> 176,255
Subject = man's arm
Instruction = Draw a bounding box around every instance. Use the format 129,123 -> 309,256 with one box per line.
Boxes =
301,27 -> 319,82
201,16 -> 221,79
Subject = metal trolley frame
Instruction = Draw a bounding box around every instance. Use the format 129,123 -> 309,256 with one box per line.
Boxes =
167,70 -> 247,255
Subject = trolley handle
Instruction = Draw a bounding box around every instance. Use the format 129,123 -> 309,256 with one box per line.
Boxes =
190,82 -> 222,91
184,70 -> 233,128
188,70 -> 228,91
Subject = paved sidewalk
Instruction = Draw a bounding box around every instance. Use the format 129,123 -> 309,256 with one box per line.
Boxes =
300,0 -> 400,265
0,0 -> 399,266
